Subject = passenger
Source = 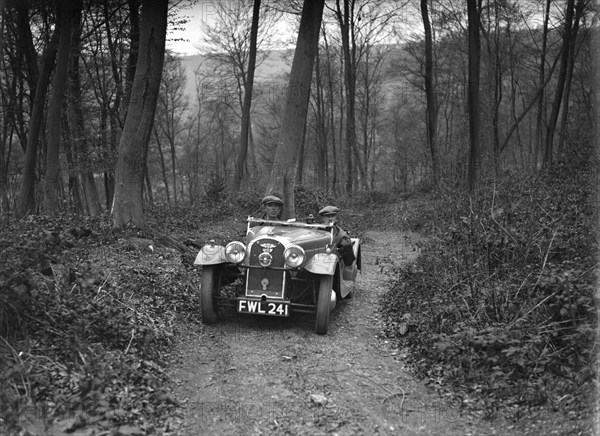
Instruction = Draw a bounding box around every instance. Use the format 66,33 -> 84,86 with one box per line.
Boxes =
318,205 -> 356,266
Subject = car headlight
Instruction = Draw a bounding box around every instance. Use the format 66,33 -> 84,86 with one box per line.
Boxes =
284,245 -> 305,268
225,241 -> 246,263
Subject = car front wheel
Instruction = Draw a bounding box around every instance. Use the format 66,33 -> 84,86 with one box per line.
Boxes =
315,275 -> 333,335
201,265 -> 218,323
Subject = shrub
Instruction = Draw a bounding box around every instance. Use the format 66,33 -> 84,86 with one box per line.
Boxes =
294,184 -> 333,218
380,169 -> 597,416
0,213 -> 197,433
204,171 -> 227,205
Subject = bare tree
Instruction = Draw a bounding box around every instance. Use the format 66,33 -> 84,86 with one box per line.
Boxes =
467,0 -> 481,191
534,0 -> 552,169
556,0 -> 588,156
152,52 -> 188,205
201,0 -> 278,189
266,0 -> 325,218
421,0 -> 439,185
18,24 -> 58,217
111,0 -> 167,227
0,0 -> 10,213
544,0 -> 579,168
334,0 -> 362,195
44,0 -> 73,210
68,0 -> 101,216
233,0 -> 260,190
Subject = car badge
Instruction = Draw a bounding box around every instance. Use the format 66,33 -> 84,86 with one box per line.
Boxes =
259,242 -> 276,253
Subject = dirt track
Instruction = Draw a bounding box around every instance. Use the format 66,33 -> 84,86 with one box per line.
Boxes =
170,231 -> 508,435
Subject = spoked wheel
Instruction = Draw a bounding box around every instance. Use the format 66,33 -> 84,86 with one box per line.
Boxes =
315,275 -> 333,335
200,266 -> 219,323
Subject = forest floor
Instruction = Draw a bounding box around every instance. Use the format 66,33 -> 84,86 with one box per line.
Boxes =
168,230 -> 595,436
1,205 -> 596,435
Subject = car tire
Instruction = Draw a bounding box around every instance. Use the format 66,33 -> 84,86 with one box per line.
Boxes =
201,265 -> 218,323
315,275 -> 332,335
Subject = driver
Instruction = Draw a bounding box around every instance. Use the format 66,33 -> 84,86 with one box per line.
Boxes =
261,195 -> 283,221
246,195 -> 284,239
319,205 -> 356,266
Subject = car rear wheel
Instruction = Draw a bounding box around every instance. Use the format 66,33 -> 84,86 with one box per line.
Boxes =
315,275 -> 333,335
201,266 -> 218,323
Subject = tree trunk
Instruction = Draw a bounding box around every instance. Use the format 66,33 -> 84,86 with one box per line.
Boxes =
481,3 -> 502,177
557,0 -> 585,157
313,43 -> 327,189
44,0 -> 73,212
0,0 -> 9,213
534,0 -> 551,170
323,31 -> 338,196
111,0 -> 167,227
154,128 -> 171,205
295,127 -> 306,185
421,0 -> 439,185
18,31 -> 59,217
70,0 -> 101,216
544,0 -> 575,169
124,0 -> 140,115
266,0 -> 325,219
15,0 -> 39,108
63,120 -> 84,214
592,25 -> 600,234
144,163 -> 153,207
336,0 -> 367,195
467,0 -> 481,192
168,133 -> 177,205
233,0 -> 260,191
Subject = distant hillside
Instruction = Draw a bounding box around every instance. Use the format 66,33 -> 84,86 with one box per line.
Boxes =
178,45 -> 414,114
179,49 -> 293,101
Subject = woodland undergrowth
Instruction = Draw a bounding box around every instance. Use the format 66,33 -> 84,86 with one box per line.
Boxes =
1,174 -> 595,434
0,186 -> 339,435
380,167 -> 598,421
0,211 -> 208,435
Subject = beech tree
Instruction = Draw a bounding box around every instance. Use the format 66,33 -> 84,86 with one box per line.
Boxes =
17,21 -> 58,217
111,0 -> 168,227
266,0 -> 325,218
44,0 -> 73,211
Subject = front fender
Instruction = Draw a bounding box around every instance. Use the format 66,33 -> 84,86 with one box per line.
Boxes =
194,244 -> 227,265
304,253 -> 338,275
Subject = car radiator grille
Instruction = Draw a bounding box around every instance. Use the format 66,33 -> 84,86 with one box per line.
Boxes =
246,238 -> 286,299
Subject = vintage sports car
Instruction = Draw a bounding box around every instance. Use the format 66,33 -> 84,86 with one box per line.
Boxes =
194,217 -> 361,334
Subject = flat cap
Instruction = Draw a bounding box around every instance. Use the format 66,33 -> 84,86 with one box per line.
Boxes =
318,205 -> 340,216
262,195 -> 283,206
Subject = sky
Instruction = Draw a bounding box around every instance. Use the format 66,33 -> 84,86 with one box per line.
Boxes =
166,1 -> 296,56
165,0 -> 560,57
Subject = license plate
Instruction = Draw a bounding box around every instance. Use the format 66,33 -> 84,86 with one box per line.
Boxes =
238,299 -> 289,317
